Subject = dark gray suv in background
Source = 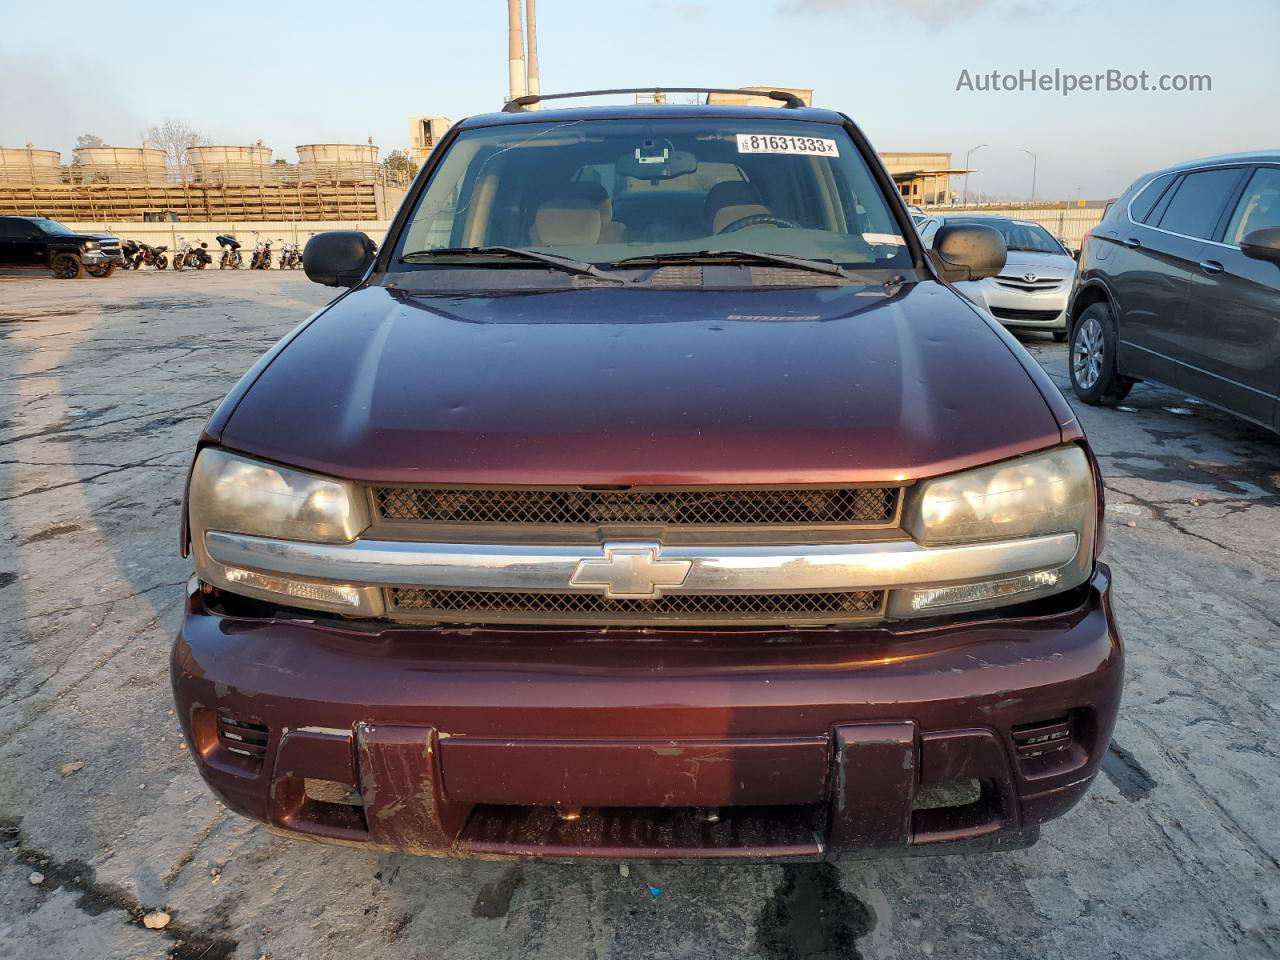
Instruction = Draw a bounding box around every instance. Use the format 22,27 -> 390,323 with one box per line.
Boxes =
1068,152 -> 1280,432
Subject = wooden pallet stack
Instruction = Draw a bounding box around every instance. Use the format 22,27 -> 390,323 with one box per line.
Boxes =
0,181 -> 385,221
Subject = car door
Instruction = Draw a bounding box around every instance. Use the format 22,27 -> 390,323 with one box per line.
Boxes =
0,218 -> 22,266
8,219 -> 48,268
1180,164 -> 1280,426
1111,167 -> 1246,384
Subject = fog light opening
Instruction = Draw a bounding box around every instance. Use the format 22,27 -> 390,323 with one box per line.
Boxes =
221,565 -> 363,608
303,778 -> 364,807
912,779 -> 982,811
910,568 -> 1062,612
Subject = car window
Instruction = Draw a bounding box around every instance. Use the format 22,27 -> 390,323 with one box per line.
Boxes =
1223,167 -> 1280,245
0,219 -> 20,239
394,117 -> 912,270
1155,168 -> 1247,239
942,217 -> 1065,254
1129,173 -> 1176,224
34,219 -> 72,235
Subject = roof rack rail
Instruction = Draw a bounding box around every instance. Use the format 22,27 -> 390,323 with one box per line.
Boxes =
502,87 -> 807,113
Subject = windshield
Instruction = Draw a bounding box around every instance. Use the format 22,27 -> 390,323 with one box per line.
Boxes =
945,217 -> 1065,255
394,117 -> 911,271
33,218 -> 73,235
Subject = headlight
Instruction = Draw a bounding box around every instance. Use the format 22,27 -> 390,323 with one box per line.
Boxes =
905,445 -> 1093,544
895,445 -> 1096,617
188,448 -> 378,614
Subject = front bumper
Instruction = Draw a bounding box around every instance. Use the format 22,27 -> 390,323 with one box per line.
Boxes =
958,280 -> 1070,331
81,248 -> 125,266
171,566 -> 1123,860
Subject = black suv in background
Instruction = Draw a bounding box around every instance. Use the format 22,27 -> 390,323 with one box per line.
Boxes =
1067,152 -> 1280,432
0,216 -> 125,278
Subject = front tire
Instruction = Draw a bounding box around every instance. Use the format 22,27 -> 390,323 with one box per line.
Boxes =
87,263 -> 116,278
1069,304 -> 1134,405
52,253 -> 85,279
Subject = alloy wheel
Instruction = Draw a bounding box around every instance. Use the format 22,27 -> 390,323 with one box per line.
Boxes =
1073,316 -> 1104,390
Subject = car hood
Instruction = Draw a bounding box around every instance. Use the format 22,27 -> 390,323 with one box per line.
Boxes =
218,281 -> 1065,485
999,250 -> 1076,277
48,232 -> 118,244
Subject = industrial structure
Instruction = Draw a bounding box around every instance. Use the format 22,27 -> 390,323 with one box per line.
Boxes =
75,145 -> 168,185
705,86 -> 813,107
0,146 -> 62,186
409,116 -> 454,164
0,140 -> 405,221
880,152 -> 970,206
188,144 -> 273,184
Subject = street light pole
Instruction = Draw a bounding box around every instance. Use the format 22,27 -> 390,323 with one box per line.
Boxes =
1020,148 -> 1038,202
962,143 -> 987,206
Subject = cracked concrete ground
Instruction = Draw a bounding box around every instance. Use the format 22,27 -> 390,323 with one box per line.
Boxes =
1,270 -> 1277,959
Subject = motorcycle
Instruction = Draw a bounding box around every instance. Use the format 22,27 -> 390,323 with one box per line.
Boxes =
249,236 -> 273,270
120,239 -> 140,268
134,242 -> 169,270
173,237 -> 211,271
217,234 -> 244,270
278,239 -> 302,270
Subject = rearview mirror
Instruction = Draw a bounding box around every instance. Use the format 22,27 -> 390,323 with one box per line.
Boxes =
930,224 -> 1007,282
1240,227 -> 1280,266
304,231 -> 376,287
616,143 -> 697,181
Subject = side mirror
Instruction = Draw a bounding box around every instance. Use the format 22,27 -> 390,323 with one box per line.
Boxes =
1240,227 -> 1280,266
930,224 -> 1007,283
304,231 -> 376,287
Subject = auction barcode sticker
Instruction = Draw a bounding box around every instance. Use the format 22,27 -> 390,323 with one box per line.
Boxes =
736,134 -> 839,157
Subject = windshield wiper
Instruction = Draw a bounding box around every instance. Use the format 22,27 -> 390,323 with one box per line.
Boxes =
611,249 -> 854,280
400,246 -> 624,282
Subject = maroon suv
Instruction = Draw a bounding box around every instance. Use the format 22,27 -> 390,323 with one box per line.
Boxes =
172,89 -> 1122,861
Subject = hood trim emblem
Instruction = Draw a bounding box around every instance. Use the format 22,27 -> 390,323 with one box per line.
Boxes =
1023,272 -> 1038,282
570,542 -> 693,599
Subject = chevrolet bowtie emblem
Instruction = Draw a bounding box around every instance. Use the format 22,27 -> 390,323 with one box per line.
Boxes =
569,542 -> 692,599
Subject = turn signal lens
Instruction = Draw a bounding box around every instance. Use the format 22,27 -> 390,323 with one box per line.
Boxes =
221,567 -> 364,608
909,568 -> 1063,612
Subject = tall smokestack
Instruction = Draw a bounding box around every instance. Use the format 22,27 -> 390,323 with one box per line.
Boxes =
507,0 -> 526,103
526,0 -> 540,109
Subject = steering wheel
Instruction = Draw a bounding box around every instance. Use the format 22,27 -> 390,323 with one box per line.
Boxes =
717,214 -> 799,235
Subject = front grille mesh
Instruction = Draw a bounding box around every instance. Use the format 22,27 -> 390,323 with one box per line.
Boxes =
374,486 -> 899,527
388,587 -> 884,624
989,307 -> 1063,322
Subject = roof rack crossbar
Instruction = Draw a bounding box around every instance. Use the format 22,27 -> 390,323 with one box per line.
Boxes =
502,87 -> 806,113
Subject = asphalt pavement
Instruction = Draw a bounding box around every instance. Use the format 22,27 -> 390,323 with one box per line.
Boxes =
1,270 -> 1277,959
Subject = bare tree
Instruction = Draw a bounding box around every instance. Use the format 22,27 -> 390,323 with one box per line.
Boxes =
72,133 -> 104,165
143,118 -> 209,176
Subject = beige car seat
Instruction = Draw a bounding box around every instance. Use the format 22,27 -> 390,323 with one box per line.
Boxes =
704,181 -> 770,234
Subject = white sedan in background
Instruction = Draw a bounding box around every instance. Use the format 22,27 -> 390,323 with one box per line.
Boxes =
915,214 -> 1078,341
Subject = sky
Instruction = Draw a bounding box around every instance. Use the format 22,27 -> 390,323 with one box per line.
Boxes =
2,0 -> 1277,200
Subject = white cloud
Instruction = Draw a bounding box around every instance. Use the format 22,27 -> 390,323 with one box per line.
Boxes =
779,0 -> 1048,26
